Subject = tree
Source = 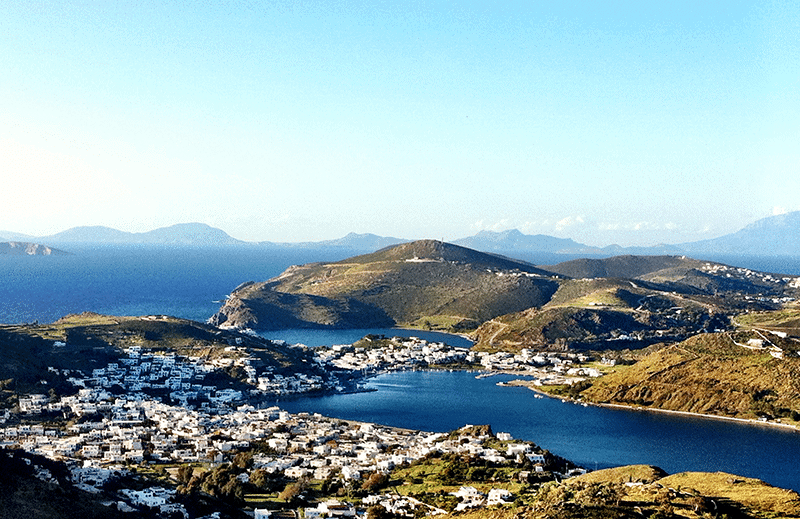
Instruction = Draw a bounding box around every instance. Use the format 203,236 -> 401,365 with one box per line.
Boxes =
232,451 -> 253,469
361,472 -> 389,492
176,464 -> 194,485
279,480 -> 307,505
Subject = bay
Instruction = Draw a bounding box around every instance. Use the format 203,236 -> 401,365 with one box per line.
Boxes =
258,328 -> 474,348
277,370 -> 800,493
3,245 -> 800,493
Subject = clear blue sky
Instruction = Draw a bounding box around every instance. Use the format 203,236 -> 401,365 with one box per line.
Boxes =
2,1 -> 798,246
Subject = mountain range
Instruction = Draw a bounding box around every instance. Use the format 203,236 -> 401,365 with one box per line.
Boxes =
4,211 -> 800,256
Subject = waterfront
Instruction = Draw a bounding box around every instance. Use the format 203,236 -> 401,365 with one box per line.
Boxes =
277,369 -> 800,493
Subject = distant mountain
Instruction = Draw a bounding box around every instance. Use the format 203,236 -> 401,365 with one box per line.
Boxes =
137,222 -> 246,246
0,241 -> 69,256
681,211 -> 800,256
452,229 -> 686,258
10,210 -> 800,255
456,212 -> 800,259
453,229 -> 593,254
42,225 -> 135,244
0,230 -> 37,242
260,232 -> 408,251
41,222 -> 246,247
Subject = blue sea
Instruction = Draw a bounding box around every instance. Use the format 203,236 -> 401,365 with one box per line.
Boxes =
3,245 -> 799,326
0,245 -> 358,325
2,245 -> 800,491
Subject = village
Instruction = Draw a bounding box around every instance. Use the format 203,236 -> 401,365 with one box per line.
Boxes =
0,333 -> 595,518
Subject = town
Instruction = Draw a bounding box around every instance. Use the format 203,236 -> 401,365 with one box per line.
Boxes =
1,332 -> 593,518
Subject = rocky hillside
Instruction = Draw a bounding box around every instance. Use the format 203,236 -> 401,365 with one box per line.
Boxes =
0,241 -> 68,255
210,240 -> 560,330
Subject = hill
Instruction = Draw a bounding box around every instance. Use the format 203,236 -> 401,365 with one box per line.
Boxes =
575,331 -> 800,421
472,278 -> 729,351
210,240 -> 561,331
473,256 -> 799,351
0,312 -> 321,396
211,245 -> 800,340
0,242 -> 69,256
540,255 -> 703,279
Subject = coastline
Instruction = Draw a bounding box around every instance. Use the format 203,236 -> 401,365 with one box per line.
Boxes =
499,377 -> 800,433
389,326 -> 475,345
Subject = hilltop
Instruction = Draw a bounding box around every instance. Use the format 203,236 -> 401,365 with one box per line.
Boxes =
211,244 -> 800,342
210,240 -> 560,331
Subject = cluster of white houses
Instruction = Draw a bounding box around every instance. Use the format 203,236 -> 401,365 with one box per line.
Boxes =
2,337 -> 589,517
53,344 -> 342,400
315,337 -> 471,372
314,337 -> 602,384
4,379 -> 561,517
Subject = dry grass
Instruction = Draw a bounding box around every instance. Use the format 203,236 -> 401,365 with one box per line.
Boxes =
659,471 -> 800,517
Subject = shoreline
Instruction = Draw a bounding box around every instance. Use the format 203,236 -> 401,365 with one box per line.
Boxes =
499,378 -> 800,433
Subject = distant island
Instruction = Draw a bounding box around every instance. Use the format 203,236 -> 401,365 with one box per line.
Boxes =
6,209 -> 800,257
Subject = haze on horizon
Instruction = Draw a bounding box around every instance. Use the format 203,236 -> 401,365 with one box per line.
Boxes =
2,1 -> 798,248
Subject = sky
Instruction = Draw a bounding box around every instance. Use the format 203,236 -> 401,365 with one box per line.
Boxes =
1,1 -> 798,247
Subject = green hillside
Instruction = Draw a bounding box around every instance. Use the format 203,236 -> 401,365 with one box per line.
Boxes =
473,278 -> 729,351
0,312 -> 320,397
211,240 -> 560,331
